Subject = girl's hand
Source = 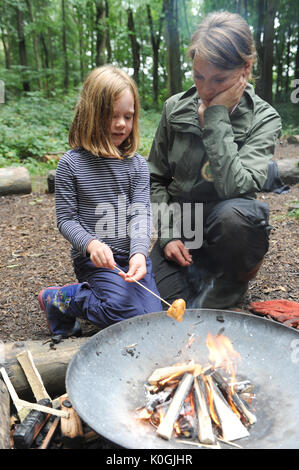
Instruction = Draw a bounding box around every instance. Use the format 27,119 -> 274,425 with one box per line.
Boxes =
118,253 -> 147,282
164,240 -> 193,267
208,75 -> 247,112
87,239 -> 115,269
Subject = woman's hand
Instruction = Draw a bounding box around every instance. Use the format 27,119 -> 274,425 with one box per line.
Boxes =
87,239 -> 115,269
208,75 -> 247,111
164,240 -> 193,267
118,253 -> 147,282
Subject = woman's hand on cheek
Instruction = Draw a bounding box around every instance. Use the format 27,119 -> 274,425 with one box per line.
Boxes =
87,239 -> 115,269
208,75 -> 247,112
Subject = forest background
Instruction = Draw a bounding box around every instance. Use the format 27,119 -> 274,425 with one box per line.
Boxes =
0,0 -> 299,180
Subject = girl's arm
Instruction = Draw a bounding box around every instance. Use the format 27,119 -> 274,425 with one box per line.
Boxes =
55,154 -> 110,261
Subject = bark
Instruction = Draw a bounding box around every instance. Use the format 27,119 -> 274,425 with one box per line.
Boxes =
16,4 -> 30,92
95,0 -> 106,66
255,0 -> 265,98
295,28 -> 299,81
146,2 -> 166,105
165,0 -> 182,97
61,0 -> 69,94
263,0 -> 279,104
0,338 -> 88,400
25,0 -> 42,90
127,7 -> 140,85
0,379 -> 10,449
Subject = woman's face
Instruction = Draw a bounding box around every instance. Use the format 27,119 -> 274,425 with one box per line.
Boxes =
193,55 -> 246,106
110,88 -> 135,148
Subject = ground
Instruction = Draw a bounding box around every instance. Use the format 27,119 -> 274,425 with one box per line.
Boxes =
0,144 -> 298,343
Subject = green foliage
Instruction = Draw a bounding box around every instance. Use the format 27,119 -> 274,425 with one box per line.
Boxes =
0,91 -> 76,163
275,102 -> 299,135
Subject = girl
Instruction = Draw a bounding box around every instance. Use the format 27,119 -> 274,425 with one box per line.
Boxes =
39,65 -> 162,338
148,11 -> 282,309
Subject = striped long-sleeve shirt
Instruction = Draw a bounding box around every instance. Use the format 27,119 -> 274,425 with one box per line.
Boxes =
55,148 -> 151,260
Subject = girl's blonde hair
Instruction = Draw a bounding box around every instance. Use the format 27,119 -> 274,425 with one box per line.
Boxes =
188,11 -> 256,72
69,65 -> 139,159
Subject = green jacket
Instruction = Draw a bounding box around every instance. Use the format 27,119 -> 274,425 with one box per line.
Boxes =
148,84 -> 282,248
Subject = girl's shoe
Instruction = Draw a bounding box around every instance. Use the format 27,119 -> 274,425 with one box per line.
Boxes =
38,284 -> 82,338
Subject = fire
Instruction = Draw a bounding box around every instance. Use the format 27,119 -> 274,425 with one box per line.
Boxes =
137,407 -> 152,420
206,333 -> 242,419
137,331 -> 256,444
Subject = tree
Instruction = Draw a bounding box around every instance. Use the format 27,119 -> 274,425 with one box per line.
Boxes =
16,0 -> 30,92
165,0 -> 182,96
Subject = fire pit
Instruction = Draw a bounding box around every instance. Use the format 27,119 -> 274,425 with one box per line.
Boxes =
66,309 -> 299,449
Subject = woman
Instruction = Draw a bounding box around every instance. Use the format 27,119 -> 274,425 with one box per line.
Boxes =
148,11 -> 282,309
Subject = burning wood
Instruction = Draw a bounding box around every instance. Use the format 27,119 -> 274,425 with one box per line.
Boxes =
193,376 -> 215,445
137,333 -> 257,447
157,373 -> 194,440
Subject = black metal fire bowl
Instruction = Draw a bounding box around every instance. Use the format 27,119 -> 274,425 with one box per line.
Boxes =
66,309 -> 299,449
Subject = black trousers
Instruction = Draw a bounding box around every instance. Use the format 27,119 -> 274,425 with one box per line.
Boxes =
150,198 -> 271,309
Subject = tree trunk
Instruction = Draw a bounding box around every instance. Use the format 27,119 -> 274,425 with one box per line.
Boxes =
105,0 -> 111,63
262,0 -> 278,104
25,0 -> 42,90
0,338 -> 88,400
127,7 -> 140,85
61,0 -> 69,94
295,28 -> 299,81
285,26 -> 292,96
165,0 -> 182,97
146,3 -> 166,105
16,4 -> 30,92
255,0 -> 265,98
0,26 -> 11,69
95,0 -> 106,66
0,379 -> 10,449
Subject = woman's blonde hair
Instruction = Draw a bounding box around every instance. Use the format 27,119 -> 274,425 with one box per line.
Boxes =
69,65 -> 139,159
188,11 -> 256,71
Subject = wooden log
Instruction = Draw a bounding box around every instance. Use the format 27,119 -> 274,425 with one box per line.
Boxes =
212,370 -> 257,425
0,379 -> 10,449
16,350 -> 51,402
206,376 -> 249,442
148,362 -> 196,385
0,337 -> 88,399
193,376 -> 215,445
0,167 -> 31,195
0,367 -> 30,422
156,373 -> 194,440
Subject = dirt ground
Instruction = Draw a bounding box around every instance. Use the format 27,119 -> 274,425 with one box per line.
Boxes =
0,144 -> 298,343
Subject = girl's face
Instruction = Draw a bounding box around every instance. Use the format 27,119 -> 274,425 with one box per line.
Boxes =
193,55 -> 247,106
110,89 -> 135,148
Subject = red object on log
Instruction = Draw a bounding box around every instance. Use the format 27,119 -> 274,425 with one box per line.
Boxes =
249,300 -> 299,328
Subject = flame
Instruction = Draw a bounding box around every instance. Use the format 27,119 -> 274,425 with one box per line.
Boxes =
206,333 -> 242,419
204,375 -> 220,427
137,407 -> 152,420
206,333 -> 241,373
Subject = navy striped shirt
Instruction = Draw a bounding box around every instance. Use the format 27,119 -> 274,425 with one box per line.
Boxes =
55,148 -> 151,259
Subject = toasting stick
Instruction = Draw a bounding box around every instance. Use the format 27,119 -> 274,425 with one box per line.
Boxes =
114,266 -> 186,322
